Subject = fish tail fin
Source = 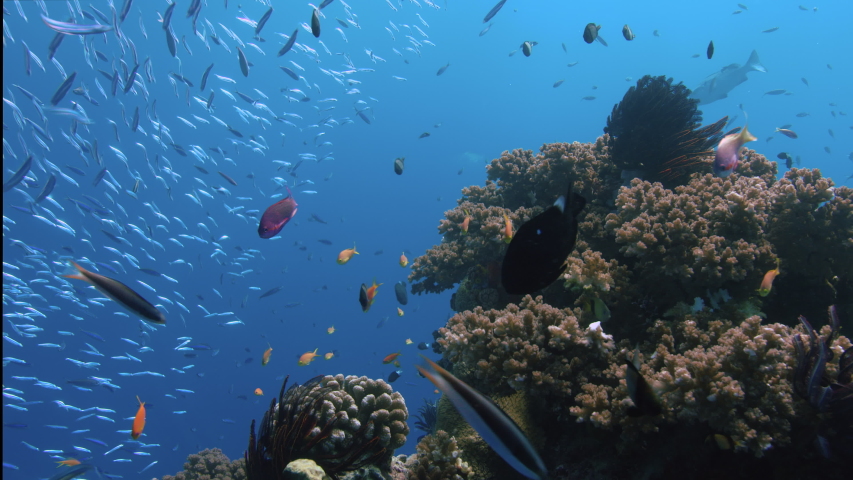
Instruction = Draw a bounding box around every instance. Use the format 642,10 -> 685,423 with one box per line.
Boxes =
740,125 -> 757,143
62,261 -> 89,282
353,242 -> 359,254
746,50 -> 766,73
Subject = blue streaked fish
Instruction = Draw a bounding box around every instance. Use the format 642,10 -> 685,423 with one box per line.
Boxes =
416,355 -> 548,480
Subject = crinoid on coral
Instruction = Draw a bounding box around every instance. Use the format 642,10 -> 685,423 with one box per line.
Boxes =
412,399 -> 438,442
792,306 -> 853,459
245,374 -> 409,479
604,75 -> 727,188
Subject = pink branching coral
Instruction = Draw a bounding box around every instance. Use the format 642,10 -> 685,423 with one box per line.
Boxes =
160,448 -> 246,480
438,295 -> 614,401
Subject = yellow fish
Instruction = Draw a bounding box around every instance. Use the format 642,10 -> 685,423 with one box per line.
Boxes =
337,243 -> 359,265
327,325 -> 335,334
399,252 -> 408,267
324,351 -> 335,360
261,343 -> 273,366
397,307 -> 404,317
405,338 -> 413,345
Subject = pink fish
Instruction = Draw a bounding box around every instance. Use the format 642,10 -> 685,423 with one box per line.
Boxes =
258,187 -> 298,238
713,125 -> 756,177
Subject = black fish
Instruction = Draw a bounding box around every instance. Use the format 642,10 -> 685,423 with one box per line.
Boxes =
388,370 -> 401,383
163,2 -> 176,31
483,0 -> 507,23
311,8 -> 321,38
394,157 -> 405,175
625,356 -> 662,417
521,41 -> 532,57
707,40 -> 714,59
237,47 -> 249,77
419,132 -> 430,139
501,184 -> 586,294
166,28 -> 177,57
436,62 -> 450,76
394,281 -> 408,305
93,168 -> 107,187
358,283 -> 370,312
417,342 -> 430,351
319,0 -> 335,9
278,29 -> 299,57
583,23 -> 600,44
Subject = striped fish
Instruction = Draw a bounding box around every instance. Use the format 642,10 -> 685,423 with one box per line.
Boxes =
63,262 -> 166,324
416,355 -> 547,480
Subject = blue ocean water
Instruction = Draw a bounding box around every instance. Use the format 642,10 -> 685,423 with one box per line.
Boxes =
2,1 -> 851,479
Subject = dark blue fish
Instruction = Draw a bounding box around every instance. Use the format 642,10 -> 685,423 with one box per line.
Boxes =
311,9 -> 321,38
51,72 -> 77,106
278,29 -> 299,57
200,63 -> 214,91
483,0 -> 507,23
259,286 -> 283,299
255,7 -> 273,37
163,2 -> 176,31
319,0 -> 335,9
280,66 -> 299,81
237,47 -> 249,77
166,28 -> 177,57
357,110 -> 371,125
48,29 -> 65,60
3,156 -> 33,192
124,64 -> 139,93
34,174 -> 56,203
186,0 -> 202,19
80,329 -> 105,342
101,230 -> 124,245
118,0 -> 133,23
93,168 -> 107,187
95,262 -> 120,274
65,165 -> 86,176
131,107 -> 139,132
138,268 -> 161,277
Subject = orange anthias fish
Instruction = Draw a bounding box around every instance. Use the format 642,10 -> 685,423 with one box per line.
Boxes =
254,388 -> 264,396
399,252 -> 408,267
327,325 -> 335,334
63,261 -> 166,324
262,343 -> 273,366
758,258 -> 781,296
56,458 -> 81,468
324,351 -> 335,360
298,348 -> 319,366
502,214 -> 513,243
131,396 -> 146,440
397,307 -> 404,317
461,210 -> 471,235
383,351 -> 402,364
337,243 -> 359,265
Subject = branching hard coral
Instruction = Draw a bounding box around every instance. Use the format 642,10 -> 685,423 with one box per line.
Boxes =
604,173 -> 776,309
406,431 -> 471,480
603,75 -> 727,187
160,448 -> 246,480
437,295 -> 615,402
245,375 -> 408,479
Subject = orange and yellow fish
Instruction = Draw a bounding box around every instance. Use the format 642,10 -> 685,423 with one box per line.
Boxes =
131,396 -> 146,440
262,343 -> 273,366
461,210 -> 471,235
298,348 -> 319,366
383,351 -> 402,364
399,252 -> 408,267
405,338 -> 413,345
254,388 -> 264,396
327,325 -> 335,334
502,214 -> 513,243
56,458 -> 81,468
337,243 -> 359,265
324,352 -> 335,360
758,258 -> 781,296
397,307 -> 404,317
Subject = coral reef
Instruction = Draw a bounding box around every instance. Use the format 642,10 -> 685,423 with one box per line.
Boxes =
246,375 -> 408,480
603,75 -> 727,188
405,431 -> 471,480
159,448 -> 246,480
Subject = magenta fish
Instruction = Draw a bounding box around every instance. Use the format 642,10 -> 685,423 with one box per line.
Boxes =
258,187 -> 298,238
713,125 -> 756,177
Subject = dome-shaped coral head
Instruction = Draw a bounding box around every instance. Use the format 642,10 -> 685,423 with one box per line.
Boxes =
604,75 -> 728,188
